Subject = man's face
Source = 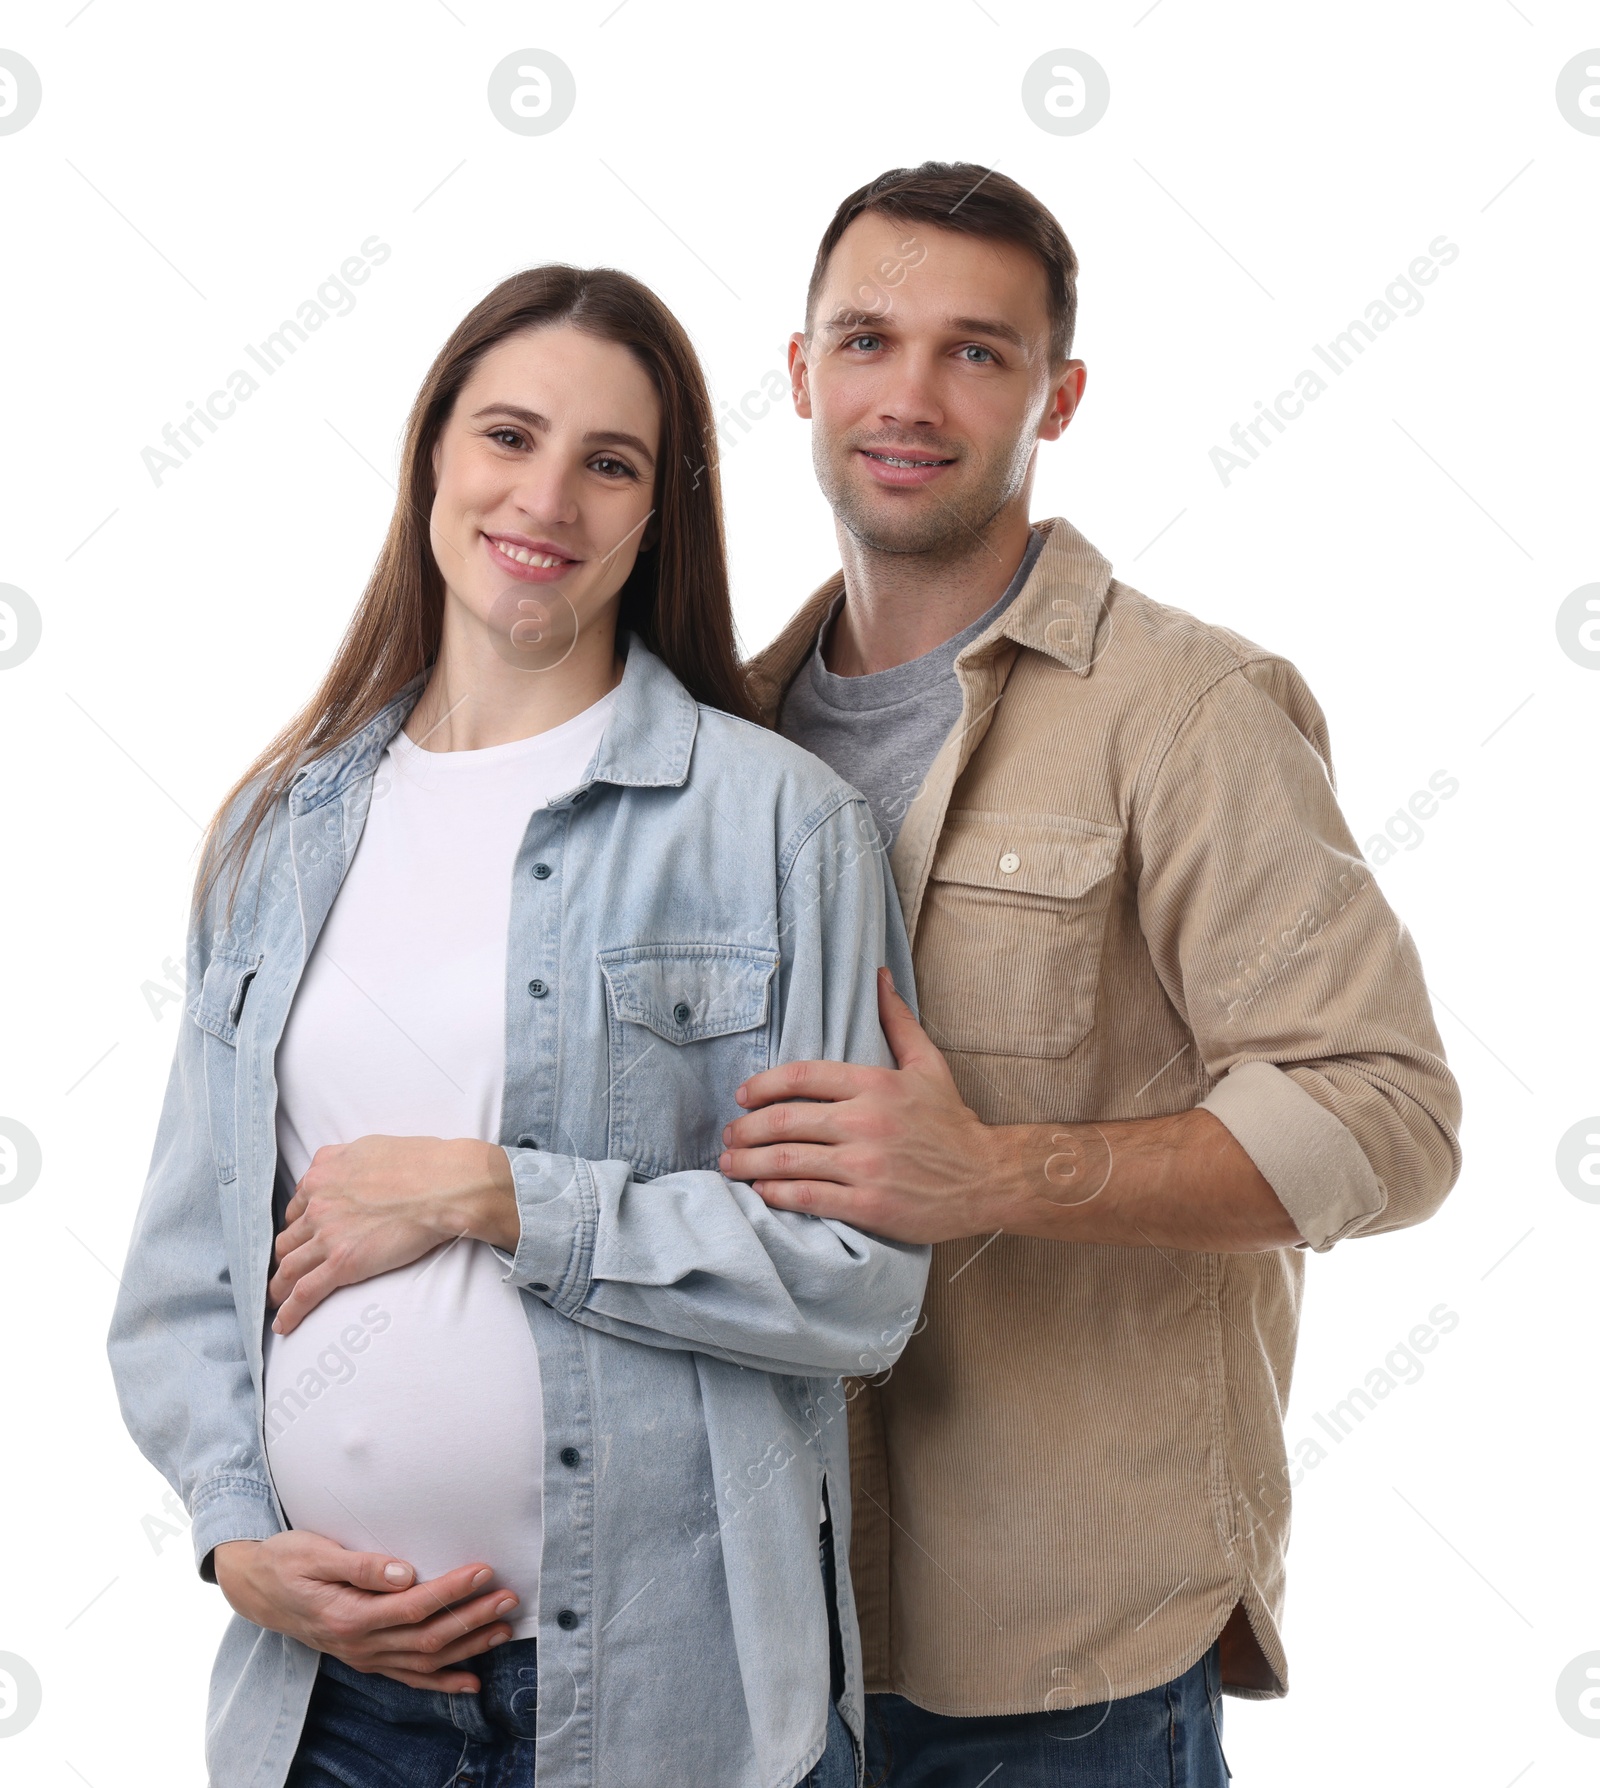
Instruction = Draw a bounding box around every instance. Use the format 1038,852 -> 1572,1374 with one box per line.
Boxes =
791,213 -> 1082,557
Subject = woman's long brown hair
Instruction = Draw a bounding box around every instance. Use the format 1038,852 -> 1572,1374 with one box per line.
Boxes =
193,263 -> 753,925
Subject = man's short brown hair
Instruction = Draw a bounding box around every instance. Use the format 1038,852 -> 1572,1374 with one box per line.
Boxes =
804,161 -> 1079,363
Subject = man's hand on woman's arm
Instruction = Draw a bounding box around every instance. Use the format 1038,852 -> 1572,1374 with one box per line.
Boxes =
267,1136 -> 519,1333
719,970 -> 1303,1253
212,1533 -> 518,1692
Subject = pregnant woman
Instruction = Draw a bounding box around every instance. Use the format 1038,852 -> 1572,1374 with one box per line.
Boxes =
106,264 -> 927,1788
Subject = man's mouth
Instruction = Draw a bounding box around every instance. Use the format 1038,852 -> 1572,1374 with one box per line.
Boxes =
860,450 -> 958,469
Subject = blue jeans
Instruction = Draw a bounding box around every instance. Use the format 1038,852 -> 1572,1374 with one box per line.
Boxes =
286,1641 -> 857,1787
864,1643 -> 1229,1787
285,1640 -> 543,1787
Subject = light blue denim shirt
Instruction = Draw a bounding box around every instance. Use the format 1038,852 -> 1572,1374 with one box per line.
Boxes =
106,635 -> 928,1788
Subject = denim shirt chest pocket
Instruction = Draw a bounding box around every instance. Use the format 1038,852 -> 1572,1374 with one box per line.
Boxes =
188,947 -> 262,1184
598,943 -> 779,1177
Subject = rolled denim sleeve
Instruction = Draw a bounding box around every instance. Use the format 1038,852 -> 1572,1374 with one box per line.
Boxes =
492,793 -> 930,1374
1134,658 -> 1463,1250
105,913 -> 283,1581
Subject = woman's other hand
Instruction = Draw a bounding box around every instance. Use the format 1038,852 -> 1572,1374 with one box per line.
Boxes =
212,1533 -> 517,1692
268,1135 -> 518,1333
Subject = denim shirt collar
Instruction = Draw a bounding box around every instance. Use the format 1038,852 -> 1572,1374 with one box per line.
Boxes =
585,631 -> 700,790
286,631 -> 699,817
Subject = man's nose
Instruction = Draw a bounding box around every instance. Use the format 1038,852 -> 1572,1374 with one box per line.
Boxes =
873,350 -> 947,432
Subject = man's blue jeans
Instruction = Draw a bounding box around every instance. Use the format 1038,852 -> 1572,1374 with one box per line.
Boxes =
864,1642 -> 1229,1787
285,1639 -> 857,1787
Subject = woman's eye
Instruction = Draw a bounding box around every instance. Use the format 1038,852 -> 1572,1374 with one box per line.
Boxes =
487,427 -> 525,449
591,455 -> 637,480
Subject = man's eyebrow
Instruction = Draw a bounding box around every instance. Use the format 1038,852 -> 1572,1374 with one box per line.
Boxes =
818,307 -> 893,337
945,315 -> 1028,350
817,310 -> 1029,351
468,403 -> 656,466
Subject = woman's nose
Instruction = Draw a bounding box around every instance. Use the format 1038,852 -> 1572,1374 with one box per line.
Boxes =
511,461 -> 581,529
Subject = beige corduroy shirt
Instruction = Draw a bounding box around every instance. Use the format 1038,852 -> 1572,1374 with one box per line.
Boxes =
746,514 -> 1462,1713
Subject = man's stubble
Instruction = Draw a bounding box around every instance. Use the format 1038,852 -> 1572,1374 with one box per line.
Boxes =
812,427 -> 1037,570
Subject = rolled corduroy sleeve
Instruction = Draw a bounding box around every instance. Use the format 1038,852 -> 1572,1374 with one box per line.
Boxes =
1134,657 -> 1463,1250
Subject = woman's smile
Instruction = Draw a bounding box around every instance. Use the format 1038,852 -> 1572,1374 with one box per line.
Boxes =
482,530 -> 583,583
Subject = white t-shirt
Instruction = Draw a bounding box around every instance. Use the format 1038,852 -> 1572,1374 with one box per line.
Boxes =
263,688 -> 616,1639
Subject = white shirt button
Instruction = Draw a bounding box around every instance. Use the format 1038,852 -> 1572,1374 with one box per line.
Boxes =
998,851 -> 1021,875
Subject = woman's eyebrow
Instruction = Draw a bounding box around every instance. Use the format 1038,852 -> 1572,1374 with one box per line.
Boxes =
470,402 -> 551,428
469,404 -> 656,467
583,430 -> 656,467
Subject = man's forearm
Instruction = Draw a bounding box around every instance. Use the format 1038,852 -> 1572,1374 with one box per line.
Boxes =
988,1108 -> 1303,1252
724,976 -> 1308,1251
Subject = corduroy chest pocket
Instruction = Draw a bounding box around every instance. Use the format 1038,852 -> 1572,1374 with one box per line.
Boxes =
188,947 -> 262,1183
917,811 -> 1121,1059
598,944 -> 779,1177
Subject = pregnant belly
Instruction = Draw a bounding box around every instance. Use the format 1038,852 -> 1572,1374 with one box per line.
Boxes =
262,1237 -> 544,1639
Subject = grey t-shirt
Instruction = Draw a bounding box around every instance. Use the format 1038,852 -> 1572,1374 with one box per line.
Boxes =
778,528 -> 1046,851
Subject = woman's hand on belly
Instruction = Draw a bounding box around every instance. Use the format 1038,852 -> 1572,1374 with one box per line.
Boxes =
269,1135 -> 519,1334
212,1532 -> 519,1692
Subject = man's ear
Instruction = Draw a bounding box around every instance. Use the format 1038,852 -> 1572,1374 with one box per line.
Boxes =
1039,360 -> 1088,442
788,332 -> 813,419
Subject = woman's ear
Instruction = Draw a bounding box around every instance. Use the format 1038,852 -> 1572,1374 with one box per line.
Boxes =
639,511 -> 661,552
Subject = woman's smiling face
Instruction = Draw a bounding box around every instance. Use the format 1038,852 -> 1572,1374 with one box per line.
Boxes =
428,323 -> 662,655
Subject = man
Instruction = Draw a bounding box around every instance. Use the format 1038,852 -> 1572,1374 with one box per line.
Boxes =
725,163 -> 1462,1786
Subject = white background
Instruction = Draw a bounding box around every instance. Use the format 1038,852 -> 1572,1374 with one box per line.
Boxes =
2,2 -> 1597,1783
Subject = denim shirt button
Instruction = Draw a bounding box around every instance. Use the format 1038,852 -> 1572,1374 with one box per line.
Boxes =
529,1281 -> 550,1293
559,1446 -> 581,1468
672,1001 -> 691,1025
527,979 -> 549,998
571,789 -> 588,805
556,1608 -> 580,1630
531,862 -> 552,880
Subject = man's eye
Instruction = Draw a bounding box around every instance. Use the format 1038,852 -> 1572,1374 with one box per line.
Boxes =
960,345 -> 996,363
845,335 -> 884,353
